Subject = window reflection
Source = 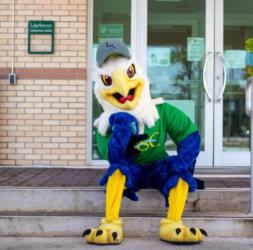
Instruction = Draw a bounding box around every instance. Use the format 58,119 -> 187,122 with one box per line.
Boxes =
223,24 -> 253,150
148,0 -> 205,150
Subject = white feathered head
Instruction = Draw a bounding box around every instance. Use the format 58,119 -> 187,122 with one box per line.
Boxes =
94,40 -> 163,135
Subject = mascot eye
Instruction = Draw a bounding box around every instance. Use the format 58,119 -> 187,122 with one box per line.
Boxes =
101,75 -> 112,86
127,64 -> 136,78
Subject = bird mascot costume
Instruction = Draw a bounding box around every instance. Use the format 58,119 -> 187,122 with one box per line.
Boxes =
83,40 -> 207,245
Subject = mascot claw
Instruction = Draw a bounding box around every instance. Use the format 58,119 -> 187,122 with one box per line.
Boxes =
83,218 -> 123,245
159,219 -> 207,244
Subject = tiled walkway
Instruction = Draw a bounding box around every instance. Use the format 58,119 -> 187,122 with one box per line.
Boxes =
0,168 -> 104,187
0,167 -> 250,188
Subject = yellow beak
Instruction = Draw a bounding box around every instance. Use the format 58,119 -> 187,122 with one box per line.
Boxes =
99,68 -> 144,110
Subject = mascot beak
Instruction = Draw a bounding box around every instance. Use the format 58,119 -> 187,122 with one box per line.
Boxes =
99,68 -> 144,110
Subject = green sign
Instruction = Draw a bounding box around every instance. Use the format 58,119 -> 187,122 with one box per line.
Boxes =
98,24 -> 123,43
187,37 -> 205,62
224,50 -> 246,69
28,20 -> 54,54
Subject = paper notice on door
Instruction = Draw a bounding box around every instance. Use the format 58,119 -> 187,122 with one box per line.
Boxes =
187,37 -> 205,62
148,46 -> 171,66
224,50 -> 246,69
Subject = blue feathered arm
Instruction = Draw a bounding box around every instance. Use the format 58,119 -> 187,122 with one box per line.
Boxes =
100,112 -> 146,188
163,131 -> 200,195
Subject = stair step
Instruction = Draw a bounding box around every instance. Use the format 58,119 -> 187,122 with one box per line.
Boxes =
1,237 -> 253,250
0,187 -> 250,214
0,215 -> 252,237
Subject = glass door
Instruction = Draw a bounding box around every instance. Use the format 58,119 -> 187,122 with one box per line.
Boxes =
146,0 -> 253,168
146,0 -> 214,167
89,0 -> 132,163
214,0 -> 253,166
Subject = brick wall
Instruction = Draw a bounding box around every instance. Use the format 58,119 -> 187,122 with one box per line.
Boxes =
0,0 -> 88,166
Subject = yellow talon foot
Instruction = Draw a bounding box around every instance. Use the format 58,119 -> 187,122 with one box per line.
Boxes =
83,218 -> 123,245
159,218 -> 207,244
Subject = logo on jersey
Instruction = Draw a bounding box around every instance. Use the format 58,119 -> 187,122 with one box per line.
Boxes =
135,131 -> 160,152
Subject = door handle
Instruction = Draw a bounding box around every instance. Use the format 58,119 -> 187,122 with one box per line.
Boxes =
215,52 -> 227,102
203,52 -> 213,101
246,77 -> 253,116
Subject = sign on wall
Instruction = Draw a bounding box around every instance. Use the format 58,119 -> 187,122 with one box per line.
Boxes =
98,24 -> 123,43
28,20 -> 54,54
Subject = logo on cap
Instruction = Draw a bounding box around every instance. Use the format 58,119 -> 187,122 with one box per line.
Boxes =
105,42 -> 117,51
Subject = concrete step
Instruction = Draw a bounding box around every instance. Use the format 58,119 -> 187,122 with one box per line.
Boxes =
0,214 -> 252,237
0,187 -> 250,215
1,237 -> 253,250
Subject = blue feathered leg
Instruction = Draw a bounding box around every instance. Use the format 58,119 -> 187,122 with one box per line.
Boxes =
84,112 -> 144,245
160,132 -> 207,244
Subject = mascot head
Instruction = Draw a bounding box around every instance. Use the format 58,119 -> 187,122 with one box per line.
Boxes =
94,40 -> 163,135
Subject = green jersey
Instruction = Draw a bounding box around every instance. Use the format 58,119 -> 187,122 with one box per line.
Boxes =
96,103 -> 198,165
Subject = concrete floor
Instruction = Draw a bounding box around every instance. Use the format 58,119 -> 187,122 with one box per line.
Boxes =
0,237 -> 253,250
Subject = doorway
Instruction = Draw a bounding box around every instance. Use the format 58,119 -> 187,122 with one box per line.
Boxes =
88,0 -> 253,169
